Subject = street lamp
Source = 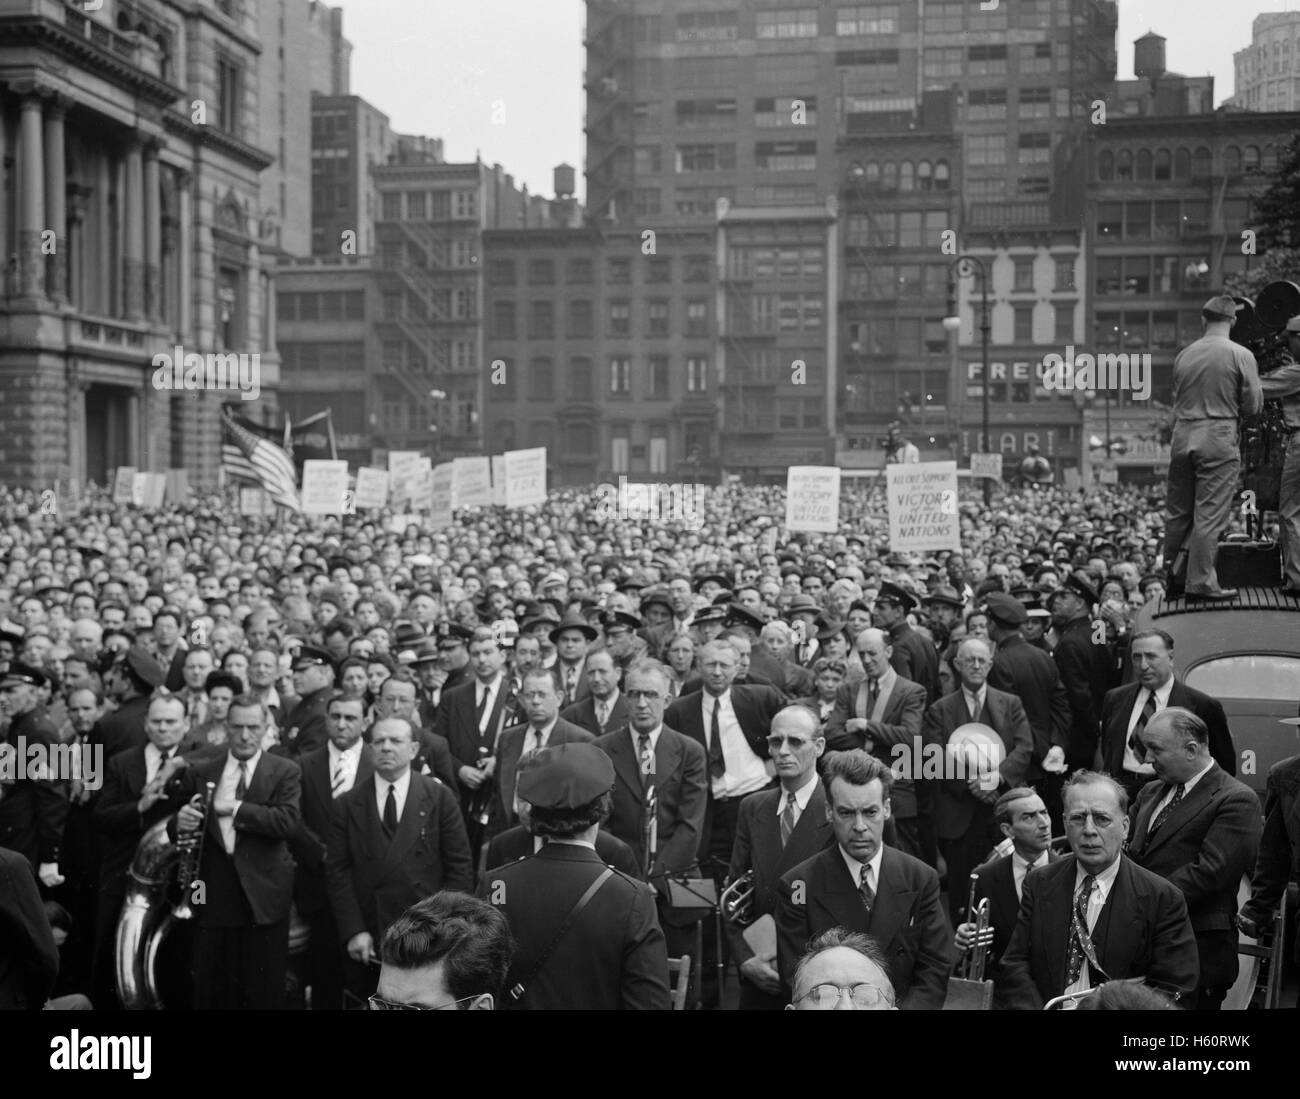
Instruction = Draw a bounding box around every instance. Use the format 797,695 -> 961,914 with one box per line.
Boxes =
943,255 -> 992,506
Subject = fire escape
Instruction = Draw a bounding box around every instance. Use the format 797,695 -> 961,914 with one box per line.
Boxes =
583,1 -> 633,224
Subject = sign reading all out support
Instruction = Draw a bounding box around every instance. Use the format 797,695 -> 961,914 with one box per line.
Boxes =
784,466 -> 841,533
352,467 -> 390,510
453,456 -> 493,508
300,460 -> 350,515
504,447 -> 547,508
431,462 -> 455,528
886,461 -> 961,553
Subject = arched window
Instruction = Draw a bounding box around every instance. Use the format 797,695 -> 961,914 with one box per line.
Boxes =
1244,145 -> 1261,172
1263,143 -> 1278,171
1154,149 -> 1171,180
882,161 -> 897,190
1192,146 -> 1212,178
1098,150 -> 1114,180
1224,146 -> 1242,174
1136,148 -> 1152,179
1116,149 -> 1133,180
1173,147 -> 1190,179
917,160 -> 933,191
934,160 -> 950,189
865,161 -> 880,185
900,161 -> 915,191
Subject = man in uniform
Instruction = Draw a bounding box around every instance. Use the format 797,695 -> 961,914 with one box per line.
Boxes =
282,645 -> 335,756
1260,314 -> 1300,595
1048,573 -> 1113,772
90,645 -> 164,759
0,664 -> 67,883
1163,294 -> 1263,599
871,582 -> 940,704
479,742 -> 671,1010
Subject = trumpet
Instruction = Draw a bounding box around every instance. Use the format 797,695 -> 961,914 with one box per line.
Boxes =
959,873 -> 993,981
720,870 -> 755,926
173,781 -> 216,921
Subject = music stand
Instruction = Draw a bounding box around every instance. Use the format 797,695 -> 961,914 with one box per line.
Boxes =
665,874 -> 723,1011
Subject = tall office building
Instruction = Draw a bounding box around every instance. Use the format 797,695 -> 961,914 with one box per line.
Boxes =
1232,11 -> 1300,111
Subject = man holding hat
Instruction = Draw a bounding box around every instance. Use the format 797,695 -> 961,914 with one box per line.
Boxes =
1259,314 -> 1300,595
1162,294 -> 1263,599
282,645 -> 336,757
479,742 -> 671,1010
0,663 -> 67,881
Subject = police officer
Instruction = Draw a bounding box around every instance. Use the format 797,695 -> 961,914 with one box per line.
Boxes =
89,644 -> 165,759
1260,315 -> 1300,596
1163,294 -> 1264,599
478,742 -> 671,1010
0,664 -> 68,885
282,645 -> 335,756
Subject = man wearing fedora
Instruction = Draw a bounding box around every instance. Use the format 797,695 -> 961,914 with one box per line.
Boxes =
549,611 -> 597,709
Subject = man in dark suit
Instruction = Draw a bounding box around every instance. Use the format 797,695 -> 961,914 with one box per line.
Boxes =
775,750 -> 954,1009
560,650 -> 629,736
1239,750 -> 1300,975
482,801 -> 640,879
370,672 -> 457,789
727,705 -> 835,1010
174,695 -> 302,1009
89,646 -> 164,759
1100,628 -> 1236,805
90,694 -> 190,1009
596,660 -> 707,881
282,645 -> 335,757
1129,707 -> 1261,1010
871,582 -> 941,704
0,664 -> 68,878
291,691 -> 374,1010
327,716 -> 473,1001
824,628 -> 927,859
953,788 -> 1053,980
997,771 -> 1199,1009
493,667 -> 594,839
665,639 -> 783,872
412,626 -> 473,729
0,847 -> 59,1010
1049,573 -> 1115,770
923,638 -> 1034,919
549,611 -> 597,709
479,742 -> 671,1010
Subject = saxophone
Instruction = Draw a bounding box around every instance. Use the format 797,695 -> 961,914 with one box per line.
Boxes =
114,757 -> 216,1010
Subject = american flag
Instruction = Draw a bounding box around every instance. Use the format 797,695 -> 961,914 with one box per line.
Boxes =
221,407 -> 300,511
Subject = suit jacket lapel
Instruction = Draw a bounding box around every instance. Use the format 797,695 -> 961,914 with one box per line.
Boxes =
1139,767 -> 1218,858
869,848 -> 912,938
608,729 -> 643,796
780,784 -> 830,872
654,731 -> 682,793
824,848 -> 871,928
386,776 -> 429,865
1042,858 -> 1074,992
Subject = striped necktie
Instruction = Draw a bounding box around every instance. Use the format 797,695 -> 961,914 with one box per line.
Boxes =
235,762 -> 248,801
1127,690 -> 1158,761
1149,783 -> 1185,834
859,865 -> 875,919
331,756 -> 348,798
780,791 -> 797,847
1065,875 -> 1097,986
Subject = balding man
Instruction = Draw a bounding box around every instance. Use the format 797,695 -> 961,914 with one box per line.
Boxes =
824,629 -> 927,860
66,620 -> 103,667
1163,294 -> 1263,599
921,638 -> 1034,919
787,928 -> 897,1011
1128,708 -> 1260,1010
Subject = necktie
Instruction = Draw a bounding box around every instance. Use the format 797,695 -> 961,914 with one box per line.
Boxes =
1149,783 -> 1185,834
859,866 -> 875,919
780,791 -> 797,847
533,727 -> 547,754
596,699 -> 609,729
383,783 -> 398,836
331,757 -> 347,798
235,762 -> 248,800
1127,690 -> 1158,761
864,678 -> 878,718
475,688 -> 489,732
707,697 -> 726,781
638,733 -> 655,787
1066,875 -> 1098,986
967,691 -> 981,722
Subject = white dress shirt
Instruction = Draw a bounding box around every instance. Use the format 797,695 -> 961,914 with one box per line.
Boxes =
1123,677 -> 1175,775
839,843 -> 884,900
702,689 -> 769,799
862,666 -> 898,722
1150,758 -> 1214,821
474,676 -> 503,735
374,768 -> 412,825
594,689 -> 621,729
1062,856 -> 1122,1007
524,716 -> 559,756
629,723 -> 662,754
964,684 -> 987,722
216,750 -> 261,854
143,742 -> 174,785
327,740 -> 363,797
775,772 -> 819,830
1012,849 -> 1050,902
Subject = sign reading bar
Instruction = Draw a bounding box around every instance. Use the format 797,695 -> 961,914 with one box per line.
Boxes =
784,466 -> 841,533
352,467 -> 390,510
453,456 -> 493,508
886,461 -> 961,553
431,462 -> 455,528
300,460 -> 350,515
504,448 -> 547,508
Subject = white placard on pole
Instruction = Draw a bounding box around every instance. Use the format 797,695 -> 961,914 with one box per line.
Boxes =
410,467 -> 435,511
453,456 -> 493,508
112,467 -> 137,505
784,466 -> 841,533
504,448 -> 547,508
300,459 -> 351,515
431,462 -> 455,527
886,461 -> 961,553
970,453 -> 1002,480
353,467 -> 390,510
491,455 -> 506,506
387,450 -> 422,505
239,486 -> 271,516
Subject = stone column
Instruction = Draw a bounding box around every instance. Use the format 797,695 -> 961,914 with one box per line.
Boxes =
18,95 -> 46,300
176,170 -> 193,340
67,184 -> 92,310
43,99 -> 67,303
124,140 -> 145,320
143,143 -> 161,322
95,153 -> 112,316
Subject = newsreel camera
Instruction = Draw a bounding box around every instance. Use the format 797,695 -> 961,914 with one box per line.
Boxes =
1228,280 -> 1298,514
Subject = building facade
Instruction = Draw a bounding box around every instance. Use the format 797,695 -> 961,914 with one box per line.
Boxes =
0,0 -> 277,491
309,94 -> 393,258
1232,12 -> 1300,112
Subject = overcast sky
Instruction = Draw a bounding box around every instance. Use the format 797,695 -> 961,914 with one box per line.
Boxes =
337,0 -> 1300,202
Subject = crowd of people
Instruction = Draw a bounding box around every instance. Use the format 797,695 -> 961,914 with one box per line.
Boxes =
0,472 -> 1293,1012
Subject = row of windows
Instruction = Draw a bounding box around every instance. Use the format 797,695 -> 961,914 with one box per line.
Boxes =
965,86 -> 1071,120
1096,145 -> 1280,182
1094,255 -> 1214,297
1094,199 -> 1223,240
728,245 -> 825,280
848,159 -> 951,192
278,291 -> 366,322
1095,311 -> 1207,352
490,299 -> 712,340
379,288 -> 476,321
378,190 -> 479,221
377,240 -> 478,269
279,342 -> 367,373
925,41 -> 1060,79
844,210 -> 951,249
488,356 -> 711,400
486,255 -> 712,287
731,293 -> 825,334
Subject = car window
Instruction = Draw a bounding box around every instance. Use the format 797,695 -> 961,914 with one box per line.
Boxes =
1185,655 -> 1300,702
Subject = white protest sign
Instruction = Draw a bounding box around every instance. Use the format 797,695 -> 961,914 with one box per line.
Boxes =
970,453 -> 1002,480
886,461 -> 961,553
784,466 -> 841,533
387,450 -> 422,505
453,456 -> 493,508
239,486 -> 272,516
431,462 -> 455,528
300,459 -> 350,515
140,473 -> 167,509
130,472 -> 149,508
112,467 -> 137,505
504,447 -> 547,508
410,467 -> 435,511
353,467 -> 390,510
491,455 -> 506,506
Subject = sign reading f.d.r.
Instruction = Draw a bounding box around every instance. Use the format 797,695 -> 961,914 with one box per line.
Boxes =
886,461 -> 961,553
784,466 -> 841,533
504,447 -> 547,508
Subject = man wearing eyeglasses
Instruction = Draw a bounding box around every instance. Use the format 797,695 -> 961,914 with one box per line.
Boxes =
997,771 -> 1198,1009
786,928 -> 897,1011
726,706 -> 834,1010
369,892 -> 511,1012
922,638 -> 1034,920
775,750 -> 953,1009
